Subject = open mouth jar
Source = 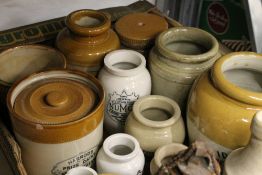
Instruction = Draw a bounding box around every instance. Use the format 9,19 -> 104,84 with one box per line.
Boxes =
149,27 -> 220,112
7,70 -> 104,175
187,52 -> 262,161
56,9 -> 120,75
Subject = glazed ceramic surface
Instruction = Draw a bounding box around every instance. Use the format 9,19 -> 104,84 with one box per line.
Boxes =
7,70 -> 105,175
56,9 -> 120,75
125,95 -> 185,153
150,143 -> 188,175
96,133 -> 144,175
149,27 -> 220,112
0,44 -> 66,129
187,52 -> 262,161
224,111 -> 262,175
66,166 -> 97,175
98,49 -> 151,134
115,12 -> 168,50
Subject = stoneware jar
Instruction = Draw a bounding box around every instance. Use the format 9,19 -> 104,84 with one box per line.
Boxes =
66,166 -> 97,175
98,49 -> 151,134
125,95 -> 185,153
187,52 -> 262,161
224,111 -> 262,175
0,44 -> 66,129
150,143 -> 188,175
7,70 -> 105,175
96,133 -> 145,175
149,27 -> 220,112
115,12 -> 168,55
56,9 -> 120,75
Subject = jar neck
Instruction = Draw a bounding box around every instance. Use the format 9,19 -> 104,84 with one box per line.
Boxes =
103,133 -> 140,162
132,95 -> 181,128
70,31 -> 109,44
211,52 -> 262,106
156,27 -> 219,64
104,49 -> 146,77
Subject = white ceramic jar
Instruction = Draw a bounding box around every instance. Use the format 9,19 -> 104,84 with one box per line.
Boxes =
7,70 -> 105,175
98,49 -> 151,134
125,95 -> 185,153
66,166 -> 97,175
96,133 -> 145,175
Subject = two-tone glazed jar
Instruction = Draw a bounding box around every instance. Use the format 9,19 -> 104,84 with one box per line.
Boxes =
98,49 -> 151,134
149,27 -> 220,112
96,133 -> 145,175
56,9 -> 120,75
125,95 -> 185,153
7,70 -> 105,175
0,45 -> 66,129
187,52 -> 262,161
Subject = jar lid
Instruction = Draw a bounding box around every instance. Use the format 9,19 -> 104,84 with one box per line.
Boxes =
115,13 -> 168,49
14,78 -> 96,124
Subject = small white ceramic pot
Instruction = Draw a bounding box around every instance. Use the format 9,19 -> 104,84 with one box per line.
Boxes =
66,166 -> 97,175
96,133 -> 145,175
98,49 -> 151,134
125,95 -> 185,153
150,143 -> 188,175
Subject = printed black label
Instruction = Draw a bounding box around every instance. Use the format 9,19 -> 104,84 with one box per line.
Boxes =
107,90 -> 139,125
51,146 -> 98,175
137,170 -> 143,175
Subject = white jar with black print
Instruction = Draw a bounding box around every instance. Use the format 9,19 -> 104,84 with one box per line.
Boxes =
98,49 -> 151,135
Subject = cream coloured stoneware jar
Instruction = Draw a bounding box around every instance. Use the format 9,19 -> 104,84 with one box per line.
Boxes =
66,166 -> 97,175
149,27 -> 220,112
125,95 -> 185,153
96,133 -> 144,175
98,49 -> 151,134
7,70 -> 105,175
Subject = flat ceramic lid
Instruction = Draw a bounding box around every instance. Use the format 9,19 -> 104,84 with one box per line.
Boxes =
14,78 -> 96,124
115,13 -> 168,48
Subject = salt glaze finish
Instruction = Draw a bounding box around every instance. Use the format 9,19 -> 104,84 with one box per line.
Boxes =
98,49 -> 151,134
56,9 -> 120,75
125,95 -> 185,153
96,133 -> 145,175
150,143 -> 188,175
224,111 -> 262,175
187,52 -> 262,161
149,27 -> 220,112
7,70 -> 105,175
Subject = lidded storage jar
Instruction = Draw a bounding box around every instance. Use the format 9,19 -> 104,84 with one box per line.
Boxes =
125,95 -> 185,153
187,52 -> 262,161
98,49 -> 151,134
0,45 -> 66,129
56,9 -> 120,75
115,13 -> 168,55
7,70 -> 105,175
149,27 -> 220,111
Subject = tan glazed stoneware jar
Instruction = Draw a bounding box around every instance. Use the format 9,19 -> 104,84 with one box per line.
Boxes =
125,95 -> 185,153
149,27 -> 220,112
187,52 -> 262,161
7,70 -> 105,175
0,45 -> 66,129
56,9 -> 120,75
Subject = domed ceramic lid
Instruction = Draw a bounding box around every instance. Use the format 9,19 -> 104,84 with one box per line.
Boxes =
115,13 -> 168,49
14,78 -> 96,124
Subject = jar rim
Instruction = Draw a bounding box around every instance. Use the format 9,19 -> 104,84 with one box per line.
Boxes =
212,52 -> 262,106
66,9 -> 111,37
104,49 -> 146,77
156,27 -> 219,63
132,95 -> 181,128
66,166 -> 97,175
103,133 -> 140,161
